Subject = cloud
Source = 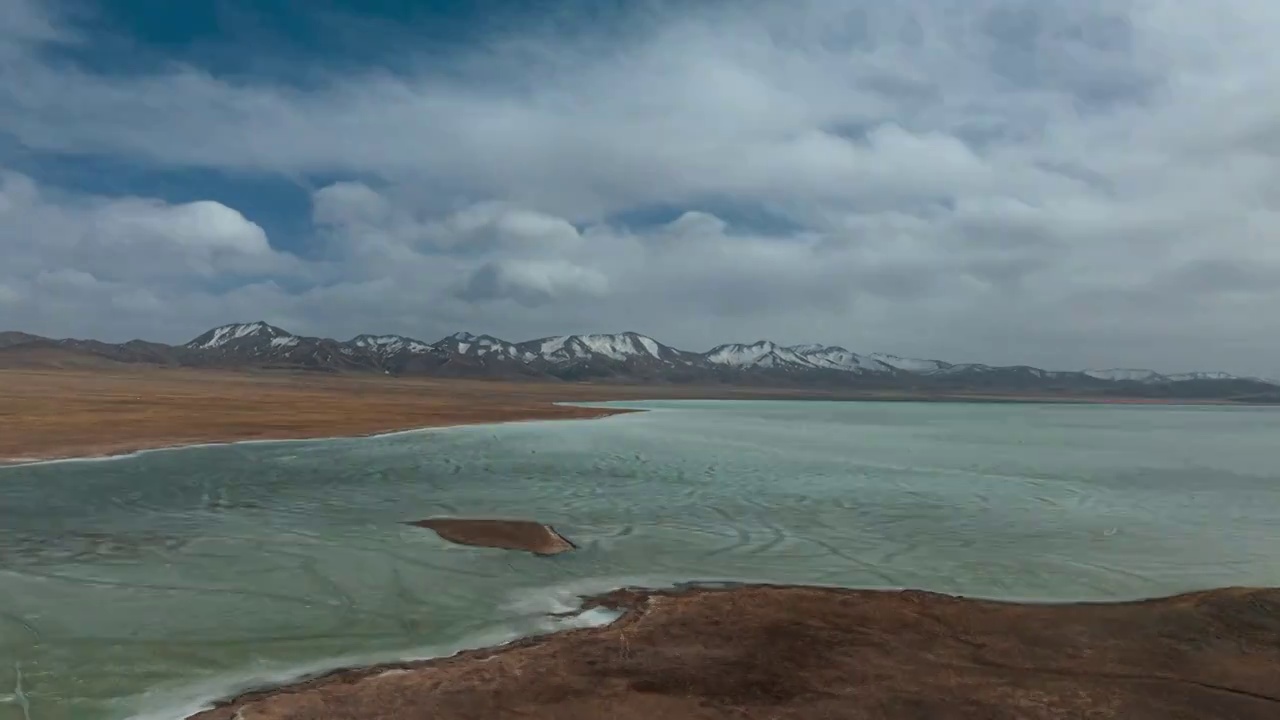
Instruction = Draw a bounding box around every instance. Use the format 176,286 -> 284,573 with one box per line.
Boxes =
0,0 -> 69,47
1,169 -> 289,282
1,0 -> 1280,376
459,259 -> 608,306
312,181 -> 392,229
444,202 -> 583,254
93,199 -> 270,254
0,167 -> 302,338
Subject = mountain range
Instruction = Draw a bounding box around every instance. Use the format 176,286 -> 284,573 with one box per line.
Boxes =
1,322 -> 1275,399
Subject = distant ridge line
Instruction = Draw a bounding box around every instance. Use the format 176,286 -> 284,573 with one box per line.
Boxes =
0,322 -> 1274,399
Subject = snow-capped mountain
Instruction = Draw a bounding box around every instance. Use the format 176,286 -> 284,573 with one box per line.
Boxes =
787,345 -> 897,374
435,332 -> 531,361
187,322 -> 379,371
519,332 -> 691,366
6,320 -> 1272,397
1165,371 -> 1241,382
167,324 -> 1280,391
1084,368 -> 1166,383
703,342 -> 905,374
187,321 -> 295,351
1083,369 -> 1247,384
929,363 -> 994,375
350,333 -> 434,356
867,353 -> 952,373
704,341 -> 818,369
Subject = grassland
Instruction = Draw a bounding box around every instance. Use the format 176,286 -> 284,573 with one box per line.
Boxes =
0,368 -> 638,463
0,365 -> 1246,464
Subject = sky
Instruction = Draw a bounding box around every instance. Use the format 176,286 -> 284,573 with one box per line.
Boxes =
1,0 -> 1279,376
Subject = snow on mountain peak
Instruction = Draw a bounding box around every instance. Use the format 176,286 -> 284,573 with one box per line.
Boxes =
866,353 -> 951,373
786,343 -> 828,354
790,345 -> 896,373
179,323 -> 1267,386
430,332 -> 524,360
351,334 -> 433,355
353,334 -> 397,347
470,335 -> 521,358
577,332 -> 663,361
1165,371 -> 1239,382
188,321 -> 289,349
705,340 -> 817,369
527,332 -> 669,363
1083,368 -> 1165,383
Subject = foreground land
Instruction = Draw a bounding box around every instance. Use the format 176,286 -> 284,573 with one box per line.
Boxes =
189,584 -> 1280,720
0,367 -> 1253,464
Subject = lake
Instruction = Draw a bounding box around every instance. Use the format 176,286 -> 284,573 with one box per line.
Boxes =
2,400 -> 1279,719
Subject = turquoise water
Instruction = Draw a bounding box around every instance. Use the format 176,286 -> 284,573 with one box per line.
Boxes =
2,400 -> 1279,719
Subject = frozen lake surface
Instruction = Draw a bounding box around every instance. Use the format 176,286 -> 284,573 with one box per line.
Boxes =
2,400 -> 1279,719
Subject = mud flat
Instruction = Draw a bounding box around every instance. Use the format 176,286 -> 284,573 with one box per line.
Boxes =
408,518 -> 576,555
187,583 -> 1280,720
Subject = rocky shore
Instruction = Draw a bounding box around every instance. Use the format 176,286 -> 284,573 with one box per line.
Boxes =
188,583 -> 1280,720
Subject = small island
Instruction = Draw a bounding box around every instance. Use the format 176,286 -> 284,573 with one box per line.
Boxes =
187,584 -> 1280,720
408,517 -> 577,555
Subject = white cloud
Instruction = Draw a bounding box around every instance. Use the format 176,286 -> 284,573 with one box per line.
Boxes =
445,203 -> 583,253
1,0 -> 1280,375
460,259 -> 608,306
311,181 -> 393,229
93,199 -> 272,254
0,167 -> 305,338
0,169 -> 290,283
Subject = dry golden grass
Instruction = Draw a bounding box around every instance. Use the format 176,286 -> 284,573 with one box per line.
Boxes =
0,365 -> 1235,464
0,368 -> 671,463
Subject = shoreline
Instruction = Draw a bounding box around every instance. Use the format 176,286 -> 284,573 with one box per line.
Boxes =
184,582 -> 1280,720
0,368 -> 669,468
2,389 -> 1259,468
0,408 -> 638,469
7,366 -> 1269,468
3,367 -> 1270,468
3,396 -> 1258,469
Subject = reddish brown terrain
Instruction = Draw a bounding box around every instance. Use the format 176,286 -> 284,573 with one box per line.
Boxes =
408,518 -> 577,555
188,584 -> 1280,720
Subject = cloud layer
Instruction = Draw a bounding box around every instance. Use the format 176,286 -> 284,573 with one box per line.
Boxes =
2,0 -> 1279,375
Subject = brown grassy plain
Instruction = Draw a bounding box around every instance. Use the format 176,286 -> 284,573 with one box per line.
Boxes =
0,365 -> 814,464
0,360 -> 1246,465
0,368 -> 622,463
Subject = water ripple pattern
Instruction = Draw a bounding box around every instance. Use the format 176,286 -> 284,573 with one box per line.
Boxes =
2,400 -> 1280,719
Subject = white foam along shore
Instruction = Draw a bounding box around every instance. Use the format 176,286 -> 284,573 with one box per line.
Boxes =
117,575 -> 667,720
113,571 -> 1214,720
0,407 -> 640,470
111,577 -> 763,720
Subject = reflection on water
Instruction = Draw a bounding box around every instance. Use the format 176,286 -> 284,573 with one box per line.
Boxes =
2,400 -> 1279,719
